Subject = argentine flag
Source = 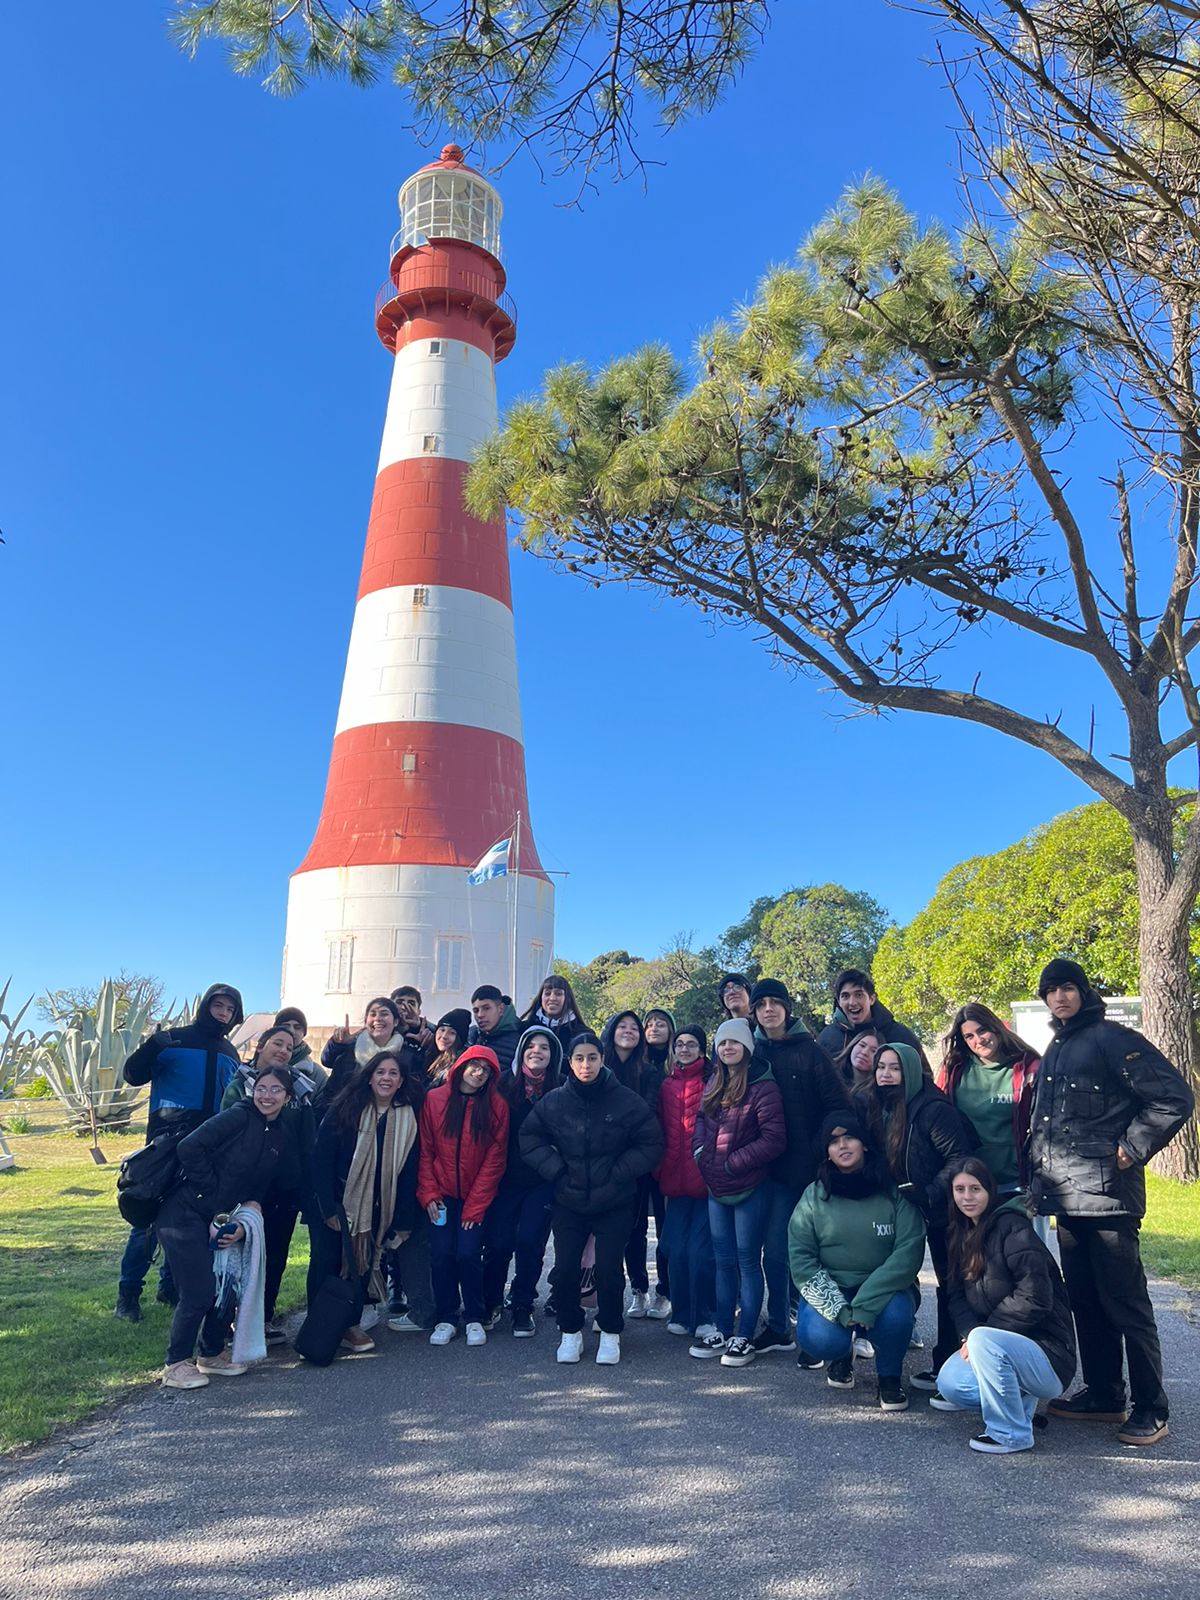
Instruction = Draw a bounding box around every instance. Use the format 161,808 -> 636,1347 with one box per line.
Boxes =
467,835 -> 511,886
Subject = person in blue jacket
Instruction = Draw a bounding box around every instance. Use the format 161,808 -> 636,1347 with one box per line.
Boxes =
114,983 -> 244,1323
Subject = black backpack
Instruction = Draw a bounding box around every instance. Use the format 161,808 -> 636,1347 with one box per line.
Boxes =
116,1130 -> 184,1227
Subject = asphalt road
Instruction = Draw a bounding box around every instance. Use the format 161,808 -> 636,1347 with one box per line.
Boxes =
2,1257 -> 1199,1600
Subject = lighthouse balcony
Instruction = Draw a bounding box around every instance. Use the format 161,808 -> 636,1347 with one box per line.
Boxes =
375,274 -> 517,360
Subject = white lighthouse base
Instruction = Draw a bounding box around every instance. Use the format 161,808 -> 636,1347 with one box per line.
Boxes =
282,863 -> 555,1027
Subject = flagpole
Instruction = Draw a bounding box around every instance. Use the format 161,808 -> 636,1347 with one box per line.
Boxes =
509,811 -> 522,1000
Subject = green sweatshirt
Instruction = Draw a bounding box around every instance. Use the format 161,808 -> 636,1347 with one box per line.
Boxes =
788,1180 -> 927,1330
954,1058 -> 1019,1190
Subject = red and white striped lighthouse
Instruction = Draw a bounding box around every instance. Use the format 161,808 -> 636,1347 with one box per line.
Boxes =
282,145 -> 554,1023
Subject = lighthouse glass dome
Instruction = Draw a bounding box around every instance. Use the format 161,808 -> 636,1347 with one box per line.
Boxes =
398,170 -> 502,257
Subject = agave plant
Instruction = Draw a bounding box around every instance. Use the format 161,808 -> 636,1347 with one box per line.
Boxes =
0,977 -> 47,1098
36,978 -> 159,1136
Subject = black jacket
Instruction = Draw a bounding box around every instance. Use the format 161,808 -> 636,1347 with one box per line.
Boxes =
175,1099 -> 286,1221
948,1207 -> 1077,1389
468,1003 -> 523,1074
310,1108 -> 421,1232
1029,992 -> 1195,1218
897,1083 -> 978,1225
497,1028 -> 565,1192
519,1068 -> 665,1216
753,1022 -> 848,1193
817,1000 -> 926,1067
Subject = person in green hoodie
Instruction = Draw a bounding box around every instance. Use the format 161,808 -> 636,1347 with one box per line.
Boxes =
469,986 -> 522,1074
789,1109 -> 926,1410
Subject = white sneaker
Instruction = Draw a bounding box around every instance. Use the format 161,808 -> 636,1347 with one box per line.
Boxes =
645,1293 -> 671,1320
387,1313 -> 424,1333
596,1332 -> 621,1365
429,1322 -> 458,1346
465,1321 -> 487,1347
627,1292 -> 648,1318
162,1359 -> 209,1390
854,1336 -> 876,1360
557,1331 -> 584,1363
359,1303 -> 380,1331
666,1321 -> 690,1337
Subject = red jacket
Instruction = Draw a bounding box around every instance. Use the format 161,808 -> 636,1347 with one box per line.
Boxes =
417,1047 -> 509,1224
656,1058 -> 708,1199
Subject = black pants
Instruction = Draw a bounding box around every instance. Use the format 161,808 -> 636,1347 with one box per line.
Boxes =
624,1174 -> 668,1297
156,1191 -> 229,1365
551,1204 -> 636,1335
482,1181 -> 554,1312
1056,1213 -> 1168,1413
261,1191 -> 300,1321
926,1225 -> 958,1371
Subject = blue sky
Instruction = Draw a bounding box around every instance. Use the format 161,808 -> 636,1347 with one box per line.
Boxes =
0,4 -> 1150,1014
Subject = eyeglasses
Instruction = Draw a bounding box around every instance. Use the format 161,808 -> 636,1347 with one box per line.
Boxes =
255,1085 -> 287,1096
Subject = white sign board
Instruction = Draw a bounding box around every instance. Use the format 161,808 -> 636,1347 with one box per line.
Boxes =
1010,996 -> 1142,1057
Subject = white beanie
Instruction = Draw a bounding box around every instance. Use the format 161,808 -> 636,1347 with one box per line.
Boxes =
713,1017 -> 755,1058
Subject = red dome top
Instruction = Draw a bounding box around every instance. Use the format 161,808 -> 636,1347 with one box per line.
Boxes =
418,142 -> 484,177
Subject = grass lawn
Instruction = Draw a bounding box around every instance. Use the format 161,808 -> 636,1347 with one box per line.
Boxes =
0,1108 -> 307,1453
2,1111 -> 1200,1452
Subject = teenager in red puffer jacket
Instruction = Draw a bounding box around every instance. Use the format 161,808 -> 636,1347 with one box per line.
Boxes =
655,1025 -> 717,1347
417,1046 -> 509,1346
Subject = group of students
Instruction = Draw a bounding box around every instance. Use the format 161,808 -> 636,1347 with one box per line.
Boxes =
114,958 -> 1194,1455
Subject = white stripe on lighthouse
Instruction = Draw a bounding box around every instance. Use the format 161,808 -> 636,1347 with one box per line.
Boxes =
333,582 -> 524,740
377,338 -> 498,472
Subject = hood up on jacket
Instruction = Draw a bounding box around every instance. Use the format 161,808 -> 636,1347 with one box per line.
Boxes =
447,1044 -> 502,1088
875,1039 -> 925,1102
197,983 -> 245,1036
601,1011 -> 646,1061
513,1025 -> 564,1079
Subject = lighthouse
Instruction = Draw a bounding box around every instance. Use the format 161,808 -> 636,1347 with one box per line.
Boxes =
282,145 -> 554,1024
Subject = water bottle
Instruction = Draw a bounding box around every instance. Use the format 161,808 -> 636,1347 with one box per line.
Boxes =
433,1202 -> 447,1227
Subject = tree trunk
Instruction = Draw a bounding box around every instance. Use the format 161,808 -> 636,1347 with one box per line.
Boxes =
1132,827 -> 1200,1182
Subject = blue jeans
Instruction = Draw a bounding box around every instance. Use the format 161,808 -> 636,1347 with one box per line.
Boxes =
659,1195 -> 715,1333
796,1288 -> 916,1378
118,1224 -> 176,1300
762,1180 -> 801,1337
708,1186 -> 770,1339
936,1327 -> 1065,1448
429,1198 -> 486,1324
482,1182 -> 554,1311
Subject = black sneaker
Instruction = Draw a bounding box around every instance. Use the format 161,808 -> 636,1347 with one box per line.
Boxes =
969,1431 -> 1031,1454
795,1350 -> 826,1371
511,1306 -> 535,1338
481,1306 -> 503,1331
909,1369 -> 937,1391
720,1336 -> 757,1368
752,1327 -> 795,1355
878,1377 -> 909,1411
114,1293 -> 142,1324
826,1357 -> 854,1389
1047,1387 -> 1128,1423
928,1391 -> 959,1411
1117,1407 -> 1169,1446
155,1285 -> 179,1308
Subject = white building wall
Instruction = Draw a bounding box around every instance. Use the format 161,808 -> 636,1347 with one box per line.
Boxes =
283,863 -> 555,1021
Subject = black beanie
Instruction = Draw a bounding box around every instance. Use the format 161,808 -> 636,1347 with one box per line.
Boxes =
1038,958 -> 1090,1000
718,972 -> 751,1001
676,1024 -> 708,1059
817,1107 -> 870,1154
751,978 -> 792,1011
436,1008 -> 471,1043
274,1006 -> 307,1031
472,984 -> 505,1004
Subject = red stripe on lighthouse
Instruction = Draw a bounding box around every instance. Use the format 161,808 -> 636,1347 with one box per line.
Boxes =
357,459 -> 513,607
295,721 -> 548,878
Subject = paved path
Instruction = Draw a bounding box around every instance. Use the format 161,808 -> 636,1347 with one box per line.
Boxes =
3,1261 -> 1200,1600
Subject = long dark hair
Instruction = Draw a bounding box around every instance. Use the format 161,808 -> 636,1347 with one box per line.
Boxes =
250,1024 -> 295,1067
835,1025 -> 883,1082
815,1129 -> 891,1198
327,1049 -> 420,1133
603,1011 -> 646,1089
940,1003 -> 1035,1087
441,1055 -> 503,1141
851,1062 -> 907,1180
944,1156 -> 1000,1283
520,974 -> 589,1031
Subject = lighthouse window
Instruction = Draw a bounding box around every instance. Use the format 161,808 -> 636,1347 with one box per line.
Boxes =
412,586 -> 429,607
529,940 -> 546,985
422,434 -> 439,454
434,936 -> 464,993
402,751 -> 417,773
326,937 -> 354,993
398,171 -> 501,258
429,340 -> 443,356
